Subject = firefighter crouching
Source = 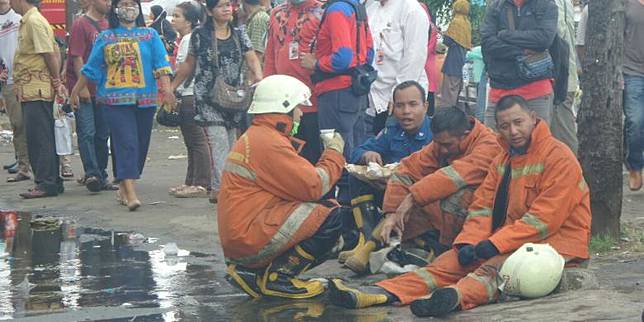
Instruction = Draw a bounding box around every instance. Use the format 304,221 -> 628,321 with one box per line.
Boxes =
218,75 -> 346,299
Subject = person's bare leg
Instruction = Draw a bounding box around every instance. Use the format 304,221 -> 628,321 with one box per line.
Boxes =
118,181 -> 127,205
123,179 -> 140,211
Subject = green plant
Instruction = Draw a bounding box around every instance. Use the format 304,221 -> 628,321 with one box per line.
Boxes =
589,235 -> 617,253
421,0 -> 487,47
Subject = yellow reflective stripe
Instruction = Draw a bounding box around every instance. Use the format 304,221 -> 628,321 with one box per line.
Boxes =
229,202 -> 318,266
520,212 -> 548,239
390,172 -> 413,186
228,152 -> 247,163
315,167 -> 331,196
440,188 -> 473,218
440,165 -> 466,189
223,162 -> 257,181
578,178 -> 588,192
413,268 -> 438,291
466,273 -> 496,303
351,194 -> 374,206
466,207 -> 492,220
497,163 -> 545,179
512,163 -> 544,178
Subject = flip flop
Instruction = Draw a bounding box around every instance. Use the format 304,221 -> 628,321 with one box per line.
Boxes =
174,186 -> 208,198
7,173 -> 31,183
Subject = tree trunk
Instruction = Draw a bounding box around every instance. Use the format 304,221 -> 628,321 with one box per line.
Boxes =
578,0 -> 625,237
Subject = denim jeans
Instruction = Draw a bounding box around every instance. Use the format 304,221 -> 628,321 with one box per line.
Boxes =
75,100 -> 110,182
624,74 -> 644,171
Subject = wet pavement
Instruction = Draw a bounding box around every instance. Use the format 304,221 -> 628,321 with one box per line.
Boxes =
0,211 -> 398,322
0,211 -> 235,321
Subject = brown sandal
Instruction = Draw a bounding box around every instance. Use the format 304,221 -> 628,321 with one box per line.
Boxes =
7,173 -> 31,182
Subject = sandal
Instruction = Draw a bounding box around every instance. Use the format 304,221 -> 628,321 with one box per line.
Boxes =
116,191 -> 128,206
169,184 -> 188,195
7,173 -> 31,183
61,165 -> 74,178
174,186 -> 208,198
209,190 -> 219,204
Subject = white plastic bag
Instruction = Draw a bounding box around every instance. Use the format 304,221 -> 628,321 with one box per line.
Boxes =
54,117 -> 73,156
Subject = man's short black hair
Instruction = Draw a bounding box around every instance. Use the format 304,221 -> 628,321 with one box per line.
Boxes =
495,95 -> 529,119
430,106 -> 471,136
392,80 -> 426,103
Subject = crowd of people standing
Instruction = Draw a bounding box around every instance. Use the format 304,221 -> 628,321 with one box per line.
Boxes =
0,0 -> 643,318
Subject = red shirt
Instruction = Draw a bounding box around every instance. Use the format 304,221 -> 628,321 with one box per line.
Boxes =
313,0 -> 374,95
65,15 -> 108,96
489,79 -> 553,103
264,0 -> 324,113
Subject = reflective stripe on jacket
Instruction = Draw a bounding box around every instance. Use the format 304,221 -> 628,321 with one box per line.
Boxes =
383,118 -> 501,214
454,120 -> 591,259
218,114 -> 345,268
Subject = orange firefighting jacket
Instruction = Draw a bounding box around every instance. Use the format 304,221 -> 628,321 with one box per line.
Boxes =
383,119 -> 501,244
454,120 -> 591,259
217,114 -> 345,268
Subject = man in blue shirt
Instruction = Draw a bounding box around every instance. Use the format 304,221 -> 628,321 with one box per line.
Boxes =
341,80 -> 432,258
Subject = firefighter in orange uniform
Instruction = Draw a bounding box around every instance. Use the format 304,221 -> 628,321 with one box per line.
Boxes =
329,95 -> 591,317
340,106 -> 501,274
219,75 -> 346,299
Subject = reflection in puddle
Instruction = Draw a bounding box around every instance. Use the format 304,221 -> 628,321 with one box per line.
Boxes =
0,211 -> 394,321
0,211 -> 225,320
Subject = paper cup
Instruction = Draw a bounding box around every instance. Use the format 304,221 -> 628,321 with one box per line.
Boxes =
320,129 -> 335,140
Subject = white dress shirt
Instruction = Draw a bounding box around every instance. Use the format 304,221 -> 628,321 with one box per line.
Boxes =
366,0 -> 429,115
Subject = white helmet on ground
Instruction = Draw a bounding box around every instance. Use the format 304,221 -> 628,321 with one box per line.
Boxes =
247,75 -> 312,115
498,243 -> 565,299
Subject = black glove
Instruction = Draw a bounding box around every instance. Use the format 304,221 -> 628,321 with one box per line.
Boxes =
457,244 -> 476,266
474,240 -> 500,260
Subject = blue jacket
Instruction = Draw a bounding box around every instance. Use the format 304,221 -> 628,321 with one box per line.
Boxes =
350,116 -> 432,165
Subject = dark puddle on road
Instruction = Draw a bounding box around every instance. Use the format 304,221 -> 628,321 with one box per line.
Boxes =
0,212 -> 391,322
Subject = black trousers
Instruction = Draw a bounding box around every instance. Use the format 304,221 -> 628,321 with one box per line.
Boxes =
23,100 -> 61,194
299,206 -> 343,262
294,112 -> 322,165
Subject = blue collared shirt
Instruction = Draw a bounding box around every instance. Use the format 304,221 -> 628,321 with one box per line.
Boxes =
350,116 -> 433,164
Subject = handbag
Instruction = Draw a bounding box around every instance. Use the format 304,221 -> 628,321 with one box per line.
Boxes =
53,102 -> 73,156
209,29 -> 253,113
156,103 -> 182,127
506,6 -> 554,81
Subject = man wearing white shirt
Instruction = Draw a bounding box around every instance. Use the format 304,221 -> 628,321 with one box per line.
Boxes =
365,0 -> 429,135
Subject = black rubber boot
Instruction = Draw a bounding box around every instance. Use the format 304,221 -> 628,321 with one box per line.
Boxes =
410,287 -> 460,317
225,264 -> 263,299
259,245 -> 325,299
338,194 -> 382,264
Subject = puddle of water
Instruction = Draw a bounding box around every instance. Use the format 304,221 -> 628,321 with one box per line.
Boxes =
0,211 -> 398,322
0,211 -> 229,320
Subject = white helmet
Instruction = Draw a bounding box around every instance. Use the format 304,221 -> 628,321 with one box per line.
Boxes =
247,75 -> 312,115
498,243 -> 565,299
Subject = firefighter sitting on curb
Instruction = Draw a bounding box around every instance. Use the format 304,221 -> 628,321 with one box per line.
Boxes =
218,75 -> 346,299
341,80 -> 433,264
328,95 -> 592,317
341,106 -> 501,274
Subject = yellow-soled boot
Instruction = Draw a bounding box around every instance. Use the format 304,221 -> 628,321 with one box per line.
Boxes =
344,221 -> 385,274
328,278 -> 397,309
225,264 -> 263,299
338,195 -> 381,264
259,245 -> 326,299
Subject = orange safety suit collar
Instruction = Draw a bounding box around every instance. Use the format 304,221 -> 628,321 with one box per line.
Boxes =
251,114 -> 294,137
496,119 -> 550,155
